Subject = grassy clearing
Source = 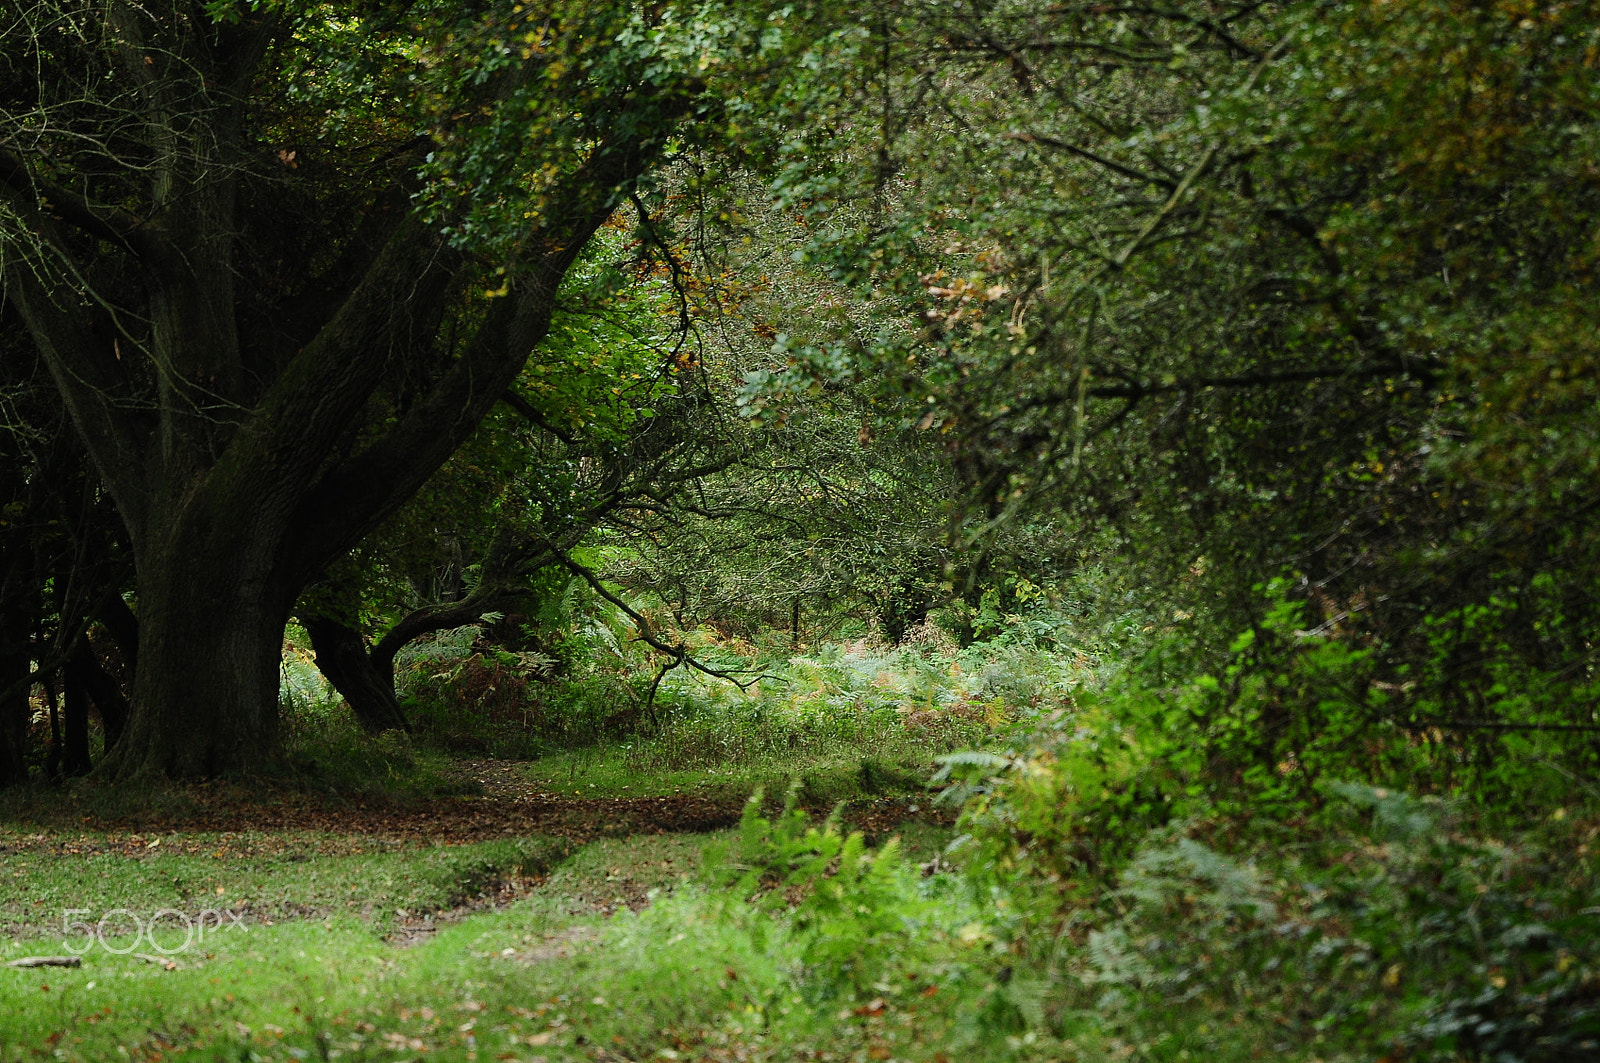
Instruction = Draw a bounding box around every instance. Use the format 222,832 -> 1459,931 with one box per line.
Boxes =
520,746 -> 936,804
7,764 -> 1595,1061
0,823 -> 1022,1063
0,627 -> 1063,1061
498,634 -> 1086,809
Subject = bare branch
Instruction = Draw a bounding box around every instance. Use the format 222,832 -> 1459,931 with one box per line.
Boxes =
550,547 -> 774,693
1008,132 -> 1177,191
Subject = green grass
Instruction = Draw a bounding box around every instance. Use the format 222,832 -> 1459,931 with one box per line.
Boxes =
0,630 -> 1049,1061
3,918 -> 387,1061
9,758 -> 1585,1063
520,745 -> 937,802
9,618 -> 1594,1063
0,831 -> 569,941
0,826 -> 1023,1063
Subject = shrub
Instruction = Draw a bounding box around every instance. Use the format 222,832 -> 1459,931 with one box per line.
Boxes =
961,777 -> 1600,1061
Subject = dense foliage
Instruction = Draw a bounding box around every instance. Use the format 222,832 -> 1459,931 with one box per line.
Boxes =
723,0 -> 1600,795
1,2 -> 1597,1059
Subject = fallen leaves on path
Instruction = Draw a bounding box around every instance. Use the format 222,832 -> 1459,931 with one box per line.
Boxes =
0,760 -> 953,853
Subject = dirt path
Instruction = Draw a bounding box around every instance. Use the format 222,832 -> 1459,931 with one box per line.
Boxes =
0,760 -> 952,850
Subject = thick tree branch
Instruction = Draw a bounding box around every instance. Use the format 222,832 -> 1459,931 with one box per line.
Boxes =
195,213 -> 463,549
368,537 -> 562,678
286,115 -> 694,584
0,146 -> 157,254
0,238 -> 149,527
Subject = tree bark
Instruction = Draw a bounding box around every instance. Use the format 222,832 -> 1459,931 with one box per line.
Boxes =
302,616 -> 410,734
98,596 -> 140,677
42,674 -> 60,781
100,533 -> 293,779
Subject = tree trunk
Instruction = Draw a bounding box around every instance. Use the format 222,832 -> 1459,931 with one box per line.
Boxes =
42,674 -> 60,781
302,616 -> 410,734
98,595 -> 139,676
0,607 -> 29,788
100,541 -> 291,780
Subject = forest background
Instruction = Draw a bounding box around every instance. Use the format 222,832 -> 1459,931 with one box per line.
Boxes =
1,0 -> 1598,1060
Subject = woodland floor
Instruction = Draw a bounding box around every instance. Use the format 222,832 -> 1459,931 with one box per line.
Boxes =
0,749 -> 972,1062
0,757 -> 950,847
0,757 -> 951,944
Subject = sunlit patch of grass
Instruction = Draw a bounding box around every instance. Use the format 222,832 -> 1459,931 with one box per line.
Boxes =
321,627 -> 1088,790
521,745 -> 936,802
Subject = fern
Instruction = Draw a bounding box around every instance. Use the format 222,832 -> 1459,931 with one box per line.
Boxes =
707,781 -> 971,1002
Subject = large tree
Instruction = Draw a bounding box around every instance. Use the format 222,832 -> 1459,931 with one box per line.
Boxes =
0,0 -> 795,777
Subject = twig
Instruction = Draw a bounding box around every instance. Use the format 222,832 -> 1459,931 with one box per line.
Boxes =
6,956 -> 81,969
549,549 -> 778,696
1009,131 -> 1178,191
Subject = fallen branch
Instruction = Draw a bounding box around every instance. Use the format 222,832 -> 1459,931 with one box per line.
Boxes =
6,956 -> 81,968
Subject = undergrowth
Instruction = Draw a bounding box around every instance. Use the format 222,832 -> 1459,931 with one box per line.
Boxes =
7,588 -> 1595,1062
279,615 -> 1080,798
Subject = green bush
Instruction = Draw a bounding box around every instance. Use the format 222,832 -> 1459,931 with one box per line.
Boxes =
939,683 -> 1203,935
952,771 -> 1600,1061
